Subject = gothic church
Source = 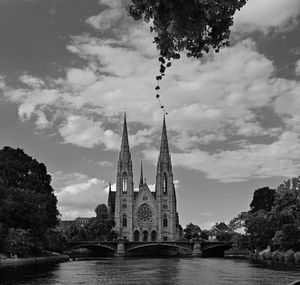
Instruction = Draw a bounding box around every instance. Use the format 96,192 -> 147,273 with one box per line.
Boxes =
107,115 -> 180,242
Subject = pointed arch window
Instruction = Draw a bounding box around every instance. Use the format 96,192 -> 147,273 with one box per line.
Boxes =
122,173 -> 127,193
163,214 -> 168,228
151,230 -> 157,241
163,173 -> 167,194
122,214 -> 127,227
134,230 -> 140,241
142,230 -> 149,241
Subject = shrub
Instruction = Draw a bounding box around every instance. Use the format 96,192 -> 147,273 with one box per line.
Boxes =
294,252 -> 300,262
272,250 -> 284,261
4,228 -> 34,257
284,250 -> 295,262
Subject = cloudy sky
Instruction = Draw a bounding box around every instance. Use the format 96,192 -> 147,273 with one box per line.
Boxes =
0,0 -> 300,229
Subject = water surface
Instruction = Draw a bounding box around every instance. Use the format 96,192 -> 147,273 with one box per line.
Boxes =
2,258 -> 300,285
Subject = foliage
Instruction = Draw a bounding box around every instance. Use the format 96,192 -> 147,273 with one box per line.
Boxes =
1,187 -> 49,237
241,176 -> 300,252
230,233 -> 249,250
128,0 -> 247,78
183,223 -> 202,240
228,211 -> 248,231
216,231 -> 233,242
42,229 -> 67,253
271,189 -> 300,228
0,146 -> 60,255
65,204 -> 115,241
200,230 -> 209,240
3,228 -> 35,257
0,147 -> 59,230
250,187 -> 275,213
245,210 -> 276,250
65,224 -> 80,242
277,175 -> 300,191
284,249 -> 295,262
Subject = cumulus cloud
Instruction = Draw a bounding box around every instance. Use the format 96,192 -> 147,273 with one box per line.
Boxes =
144,131 -> 300,183
97,160 -> 114,167
1,1 -> 300,183
58,115 -> 120,149
52,171 -> 108,219
233,0 -> 300,34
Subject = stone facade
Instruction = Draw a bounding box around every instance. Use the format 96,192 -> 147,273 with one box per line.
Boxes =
108,115 -> 180,242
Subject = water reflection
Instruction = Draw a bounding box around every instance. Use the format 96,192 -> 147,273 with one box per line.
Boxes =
2,258 -> 300,285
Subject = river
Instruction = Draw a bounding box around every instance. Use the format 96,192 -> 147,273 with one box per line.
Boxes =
2,258 -> 300,285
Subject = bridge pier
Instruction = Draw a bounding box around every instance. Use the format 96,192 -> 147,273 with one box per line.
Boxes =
192,243 -> 202,257
114,239 -> 126,257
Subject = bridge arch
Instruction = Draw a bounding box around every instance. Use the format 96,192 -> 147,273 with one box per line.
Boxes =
201,244 -> 232,257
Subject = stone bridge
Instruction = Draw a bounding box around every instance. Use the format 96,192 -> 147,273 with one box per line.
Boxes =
68,240 -> 233,257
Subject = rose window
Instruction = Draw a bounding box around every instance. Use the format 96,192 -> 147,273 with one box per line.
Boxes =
137,204 -> 152,222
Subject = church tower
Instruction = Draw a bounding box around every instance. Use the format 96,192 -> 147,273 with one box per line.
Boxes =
155,116 -> 179,241
114,114 -> 134,240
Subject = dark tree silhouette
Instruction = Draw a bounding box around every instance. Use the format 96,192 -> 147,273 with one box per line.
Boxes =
250,187 -> 275,213
128,0 -> 247,78
0,147 -> 59,237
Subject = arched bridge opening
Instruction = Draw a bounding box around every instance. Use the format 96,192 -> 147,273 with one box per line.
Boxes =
69,243 -> 116,257
126,243 -> 192,257
201,244 -> 233,258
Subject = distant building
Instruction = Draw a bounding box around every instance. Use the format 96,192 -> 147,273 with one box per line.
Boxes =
59,217 -> 93,232
73,217 -> 93,228
107,115 -> 181,242
208,222 -> 232,241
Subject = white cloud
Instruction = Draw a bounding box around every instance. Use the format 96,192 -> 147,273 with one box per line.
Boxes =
1,3 -> 300,184
97,160 -> 113,167
66,68 -> 97,87
58,115 -> 120,149
52,171 -> 108,220
233,0 -> 300,34
144,131 -> 300,183
19,74 -> 45,89
86,9 -> 123,30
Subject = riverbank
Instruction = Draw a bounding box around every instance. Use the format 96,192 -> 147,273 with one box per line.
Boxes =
0,253 -> 70,268
249,249 -> 300,263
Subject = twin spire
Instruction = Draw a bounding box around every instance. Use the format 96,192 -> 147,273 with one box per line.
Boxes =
118,114 -> 171,185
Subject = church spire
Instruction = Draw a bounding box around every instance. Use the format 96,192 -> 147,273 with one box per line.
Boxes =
157,115 -> 171,171
119,113 -> 131,163
139,161 -> 144,187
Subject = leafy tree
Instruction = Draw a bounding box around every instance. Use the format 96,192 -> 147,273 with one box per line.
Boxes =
230,233 -> 249,250
277,175 -> 300,191
200,230 -> 209,240
128,0 -> 247,78
245,211 -> 276,250
65,224 -> 80,242
0,146 -> 60,255
42,229 -> 67,253
228,211 -> 248,231
216,231 -> 233,242
95,204 -> 109,220
3,228 -> 35,257
0,147 -> 59,231
250,187 -> 275,213
271,189 -> 300,229
183,223 -> 202,240
85,204 -> 115,240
